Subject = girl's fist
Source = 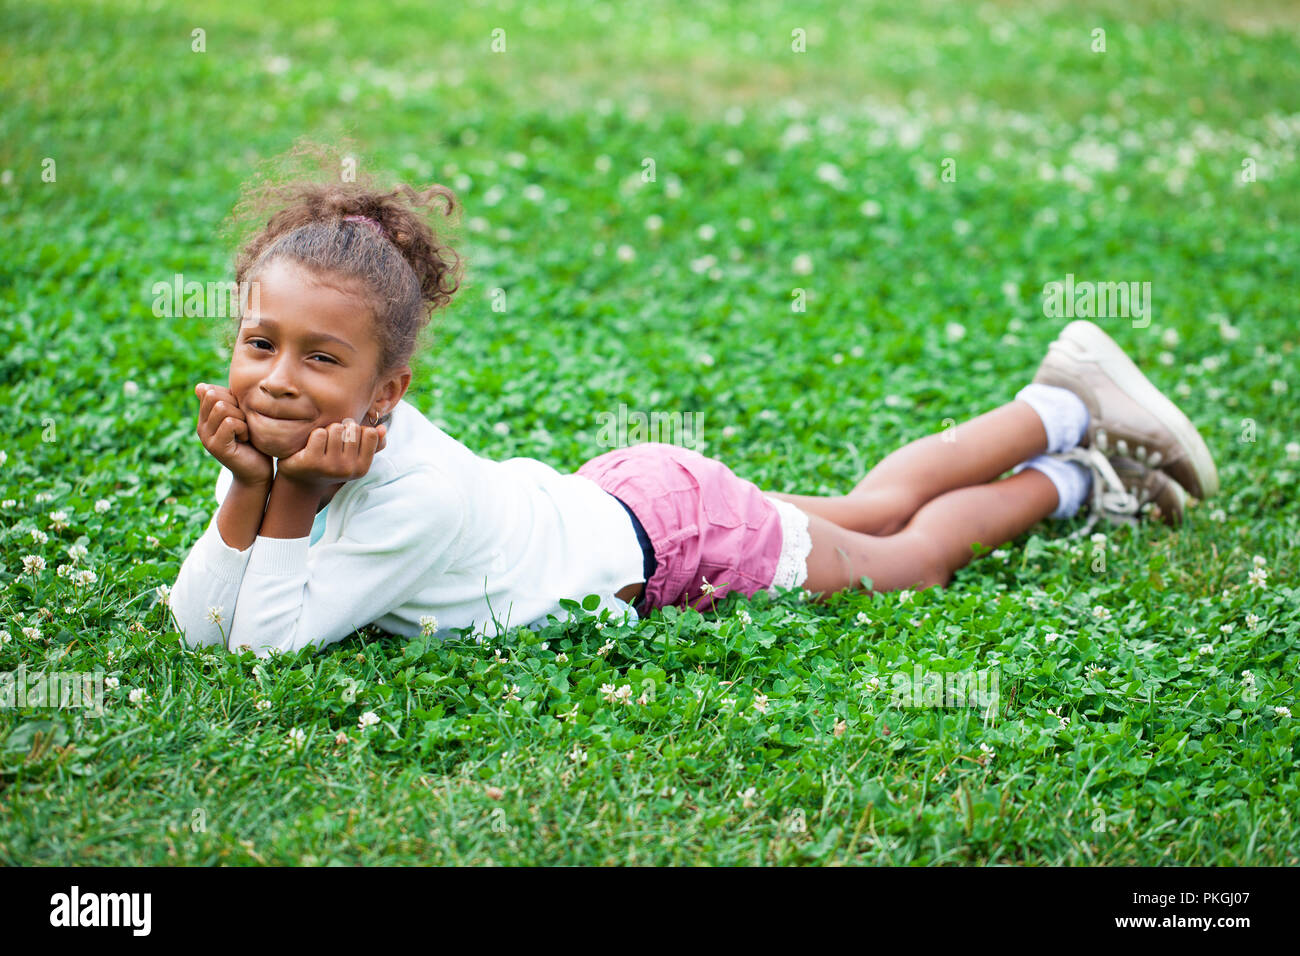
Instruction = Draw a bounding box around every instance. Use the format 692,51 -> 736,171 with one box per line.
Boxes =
194,382 -> 274,487
275,417 -> 388,491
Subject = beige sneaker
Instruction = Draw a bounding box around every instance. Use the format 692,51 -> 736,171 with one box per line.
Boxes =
1033,320 -> 1218,500
1109,456 -> 1187,526
1051,447 -> 1188,530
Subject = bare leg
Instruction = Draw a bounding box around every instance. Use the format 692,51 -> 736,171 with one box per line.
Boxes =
798,469 -> 1059,596
767,400 -> 1049,535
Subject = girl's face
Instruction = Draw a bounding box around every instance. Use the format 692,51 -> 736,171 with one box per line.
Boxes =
229,257 -> 407,461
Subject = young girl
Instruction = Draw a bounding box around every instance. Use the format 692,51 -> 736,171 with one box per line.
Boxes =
167,173 -> 1219,658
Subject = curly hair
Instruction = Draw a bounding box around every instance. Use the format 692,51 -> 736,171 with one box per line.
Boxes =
219,137 -> 466,395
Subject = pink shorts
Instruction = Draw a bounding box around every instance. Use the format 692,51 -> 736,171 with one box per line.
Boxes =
577,442 -> 789,613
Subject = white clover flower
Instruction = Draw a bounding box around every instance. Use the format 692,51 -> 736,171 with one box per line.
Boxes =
206,606 -> 224,625
689,254 -> 718,275
21,555 -> 46,574
855,611 -> 871,626
945,321 -> 966,342
860,199 -> 883,218
697,223 -> 716,241
569,746 -> 587,764
419,614 -> 438,635
1092,606 -> 1111,621
594,154 -> 612,173
29,529 -> 48,545
1241,670 -> 1256,686
615,244 -> 636,262
145,535 -> 159,548
1086,665 -> 1107,679
897,589 -> 913,605
738,609 -> 752,627
492,421 -> 509,436
1286,442 -> 1300,462
1248,567 -> 1268,588
753,692 -> 769,714
104,676 -> 119,689
56,564 -> 73,579
866,675 -> 880,691
1274,706 -> 1291,718
644,214 -> 663,232
22,626 -> 41,641
94,499 -> 111,513
1220,623 -> 1234,635
521,184 -> 544,202
1198,644 -> 1214,656
979,742 -> 995,759
792,253 -> 813,275
1210,508 -> 1226,522
67,543 -> 88,562
1090,532 -> 1107,546
1252,555 -> 1267,568
256,699 -> 272,712
35,492 -> 52,504
286,728 -> 306,748
814,162 -> 846,188
0,450 -> 5,467
155,584 -> 171,606
740,786 -> 758,809
75,569 -> 96,586
555,651 -> 569,664
0,630 -> 9,646
596,638 -> 615,656
129,688 -> 148,704
334,731 -> 349,747
737,216 -> 755,231
358,711 -> 380,730
1045,632 -> 1059,644
48,510 -> 70,531
1246,613 -> 1261,628
1,499 -> 14,508
503,684 -> 521,702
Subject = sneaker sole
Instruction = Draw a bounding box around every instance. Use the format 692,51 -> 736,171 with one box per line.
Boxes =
1053,320 -> 1219,499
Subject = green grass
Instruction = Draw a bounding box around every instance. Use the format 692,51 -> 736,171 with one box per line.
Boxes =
1,0 -> 1297,865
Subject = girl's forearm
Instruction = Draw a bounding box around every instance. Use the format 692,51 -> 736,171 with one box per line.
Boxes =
258,474 -> 324,539
216,477 -> 272,551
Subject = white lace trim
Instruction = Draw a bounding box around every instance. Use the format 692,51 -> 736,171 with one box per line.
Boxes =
762,496 -> 812,592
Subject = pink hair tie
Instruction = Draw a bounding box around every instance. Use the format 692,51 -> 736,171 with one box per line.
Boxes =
342,214 -> 385,237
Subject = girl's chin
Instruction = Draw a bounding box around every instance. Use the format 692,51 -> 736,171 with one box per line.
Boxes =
247,425 -> 309,461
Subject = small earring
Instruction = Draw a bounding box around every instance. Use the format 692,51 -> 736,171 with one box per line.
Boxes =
366,410 -> 378,427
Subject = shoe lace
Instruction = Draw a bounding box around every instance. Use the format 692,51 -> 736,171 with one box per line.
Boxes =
1048,446 -> 1143,539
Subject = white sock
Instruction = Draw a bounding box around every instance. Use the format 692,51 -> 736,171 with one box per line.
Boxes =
1015,383 -> 1090,453
1015,454 -> 1093,518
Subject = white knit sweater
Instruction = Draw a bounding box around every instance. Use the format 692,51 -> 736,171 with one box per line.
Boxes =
166,398 -> 645,657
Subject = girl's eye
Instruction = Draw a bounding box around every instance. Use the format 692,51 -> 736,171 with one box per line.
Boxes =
245,339 -> 336,363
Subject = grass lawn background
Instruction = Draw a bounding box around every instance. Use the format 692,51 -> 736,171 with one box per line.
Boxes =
0,0 -> 1297,864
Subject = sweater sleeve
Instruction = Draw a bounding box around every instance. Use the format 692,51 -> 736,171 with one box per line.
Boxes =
167,468 -> 256,649
224,467 -> 469,658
